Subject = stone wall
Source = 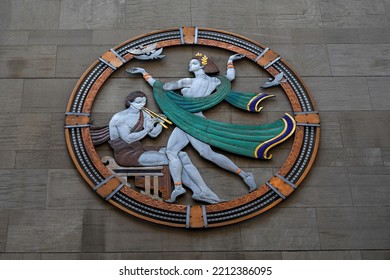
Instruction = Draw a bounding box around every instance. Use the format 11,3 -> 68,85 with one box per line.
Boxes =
0,0 -> 389,259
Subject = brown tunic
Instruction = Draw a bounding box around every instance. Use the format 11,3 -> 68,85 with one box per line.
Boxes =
108,112 -> 145,167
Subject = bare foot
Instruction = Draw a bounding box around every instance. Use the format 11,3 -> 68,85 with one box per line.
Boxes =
192,190 -> 223,204
165,186 -> 186,203
241,171 -> 258,192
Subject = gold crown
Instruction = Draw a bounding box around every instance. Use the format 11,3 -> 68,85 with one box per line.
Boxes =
195,52 -> 208,66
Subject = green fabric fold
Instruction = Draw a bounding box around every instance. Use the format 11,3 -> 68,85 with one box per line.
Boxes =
153,80 -> 292,159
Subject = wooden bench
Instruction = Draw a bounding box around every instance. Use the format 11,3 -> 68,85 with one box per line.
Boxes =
101,156 -> 172,201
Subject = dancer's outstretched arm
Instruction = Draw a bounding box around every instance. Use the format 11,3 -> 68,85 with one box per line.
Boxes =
126,67 -> 156,87
225,54 -> 245,81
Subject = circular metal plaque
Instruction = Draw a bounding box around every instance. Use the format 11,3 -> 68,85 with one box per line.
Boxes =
65,27 -> 320,228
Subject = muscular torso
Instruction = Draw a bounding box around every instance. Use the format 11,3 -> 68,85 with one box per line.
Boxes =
109,111 -> 145,141
181,76 -> 221,97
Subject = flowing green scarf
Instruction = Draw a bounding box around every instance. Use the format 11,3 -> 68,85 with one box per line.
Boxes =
153,77 -> 295,159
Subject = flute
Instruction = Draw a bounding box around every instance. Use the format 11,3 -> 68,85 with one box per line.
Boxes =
141,107 -> 172,129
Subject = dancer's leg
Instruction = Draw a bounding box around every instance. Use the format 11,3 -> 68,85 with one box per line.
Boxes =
179,152 -> 222,204
188,134 -> 258,192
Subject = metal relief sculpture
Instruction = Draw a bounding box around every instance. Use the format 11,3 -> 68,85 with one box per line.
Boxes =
261,72 -> 287,88
127,43 -> 165,60
103,91 -> 222,204
65,27 -> 320,228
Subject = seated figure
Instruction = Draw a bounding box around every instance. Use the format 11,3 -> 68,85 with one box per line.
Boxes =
107,90 -> 222,204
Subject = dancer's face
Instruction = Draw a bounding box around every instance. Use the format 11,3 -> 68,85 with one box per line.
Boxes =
188,59 -> 203,72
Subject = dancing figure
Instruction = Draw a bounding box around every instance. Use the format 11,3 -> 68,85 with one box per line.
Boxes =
128,54 -> 258,203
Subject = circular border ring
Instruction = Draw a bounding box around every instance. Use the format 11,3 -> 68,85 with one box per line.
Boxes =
65,27 -> 320,228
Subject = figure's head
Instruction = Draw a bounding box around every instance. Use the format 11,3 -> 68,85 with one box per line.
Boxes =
125,91 -> 147,109
191,53 -> 219,74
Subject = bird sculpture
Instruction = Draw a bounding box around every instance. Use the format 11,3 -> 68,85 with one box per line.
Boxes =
261,72 -> 287,88
127,43 -> 165,60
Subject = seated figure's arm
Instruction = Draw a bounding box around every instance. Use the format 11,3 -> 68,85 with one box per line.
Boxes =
115,118 -> 158,144
145,114 -> 163,138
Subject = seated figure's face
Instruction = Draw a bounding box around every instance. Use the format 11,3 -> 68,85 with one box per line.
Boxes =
188,59 -> 203,72
130,97 -> 146,110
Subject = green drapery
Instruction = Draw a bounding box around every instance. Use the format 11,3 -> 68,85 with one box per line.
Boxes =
163,76 -> 274,113
152,79 -> 296,159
